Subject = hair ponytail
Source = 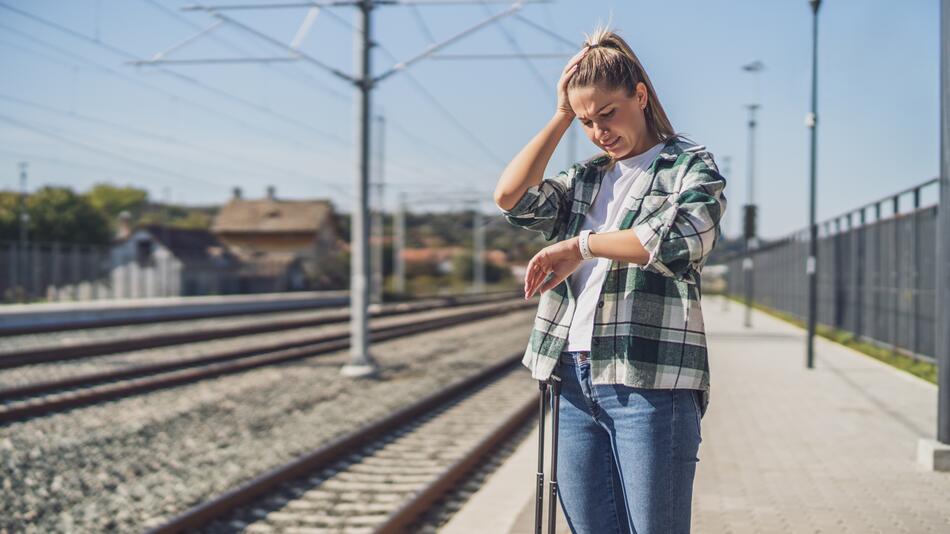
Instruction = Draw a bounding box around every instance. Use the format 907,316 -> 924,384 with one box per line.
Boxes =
568,25 -> 680,158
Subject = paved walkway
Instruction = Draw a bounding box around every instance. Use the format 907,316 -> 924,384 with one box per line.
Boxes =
443,295 -> 950,533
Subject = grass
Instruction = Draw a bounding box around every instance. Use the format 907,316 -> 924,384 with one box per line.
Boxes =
713,292 -> 938,385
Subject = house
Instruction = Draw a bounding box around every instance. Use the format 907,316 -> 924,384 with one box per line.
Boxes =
211,186 -> 344,291
110,225 -> 239,298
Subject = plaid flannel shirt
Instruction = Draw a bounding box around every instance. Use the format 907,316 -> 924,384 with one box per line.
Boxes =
500,137 -> 727,418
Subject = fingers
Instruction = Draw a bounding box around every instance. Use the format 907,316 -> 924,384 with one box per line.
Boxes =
562,46 -> 589,74
524,256 -> 547,299
559,48 -> 588,80
537,272 -> 563,295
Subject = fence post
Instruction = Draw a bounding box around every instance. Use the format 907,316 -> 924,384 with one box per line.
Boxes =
935,0 -> 950,446
857,208 -> 866,341
920,0 -> 950,466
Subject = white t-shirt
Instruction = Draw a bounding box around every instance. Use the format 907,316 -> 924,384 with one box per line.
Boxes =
566,141 -> 665,352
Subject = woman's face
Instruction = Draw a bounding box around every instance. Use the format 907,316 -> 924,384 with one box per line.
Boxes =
568,82 -> 654,160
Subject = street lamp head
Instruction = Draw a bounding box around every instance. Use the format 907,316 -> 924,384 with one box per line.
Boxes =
742,60 -> 765,73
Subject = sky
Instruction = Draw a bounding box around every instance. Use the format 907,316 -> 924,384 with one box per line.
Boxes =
0,0 -> 942,240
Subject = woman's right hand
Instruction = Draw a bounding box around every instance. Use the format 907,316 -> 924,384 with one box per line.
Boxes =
556,46 -> 589,118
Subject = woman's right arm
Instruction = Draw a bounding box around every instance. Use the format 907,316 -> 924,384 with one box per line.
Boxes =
492,47 -> 588,240
493,46 -> 587,211
492,111 -> 575,211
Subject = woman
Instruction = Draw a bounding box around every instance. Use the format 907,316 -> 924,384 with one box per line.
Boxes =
493,26 -> 727,534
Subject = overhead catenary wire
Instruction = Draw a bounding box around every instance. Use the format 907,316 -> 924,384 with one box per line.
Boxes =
142,0 -> 351,101
0,23 -> 346,162
0,113 -> 236,191
0,93 -> 356,193
0,2 -> 350,146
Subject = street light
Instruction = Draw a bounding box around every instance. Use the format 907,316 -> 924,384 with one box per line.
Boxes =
741,60 -> 764,328
806,0 -> 821,369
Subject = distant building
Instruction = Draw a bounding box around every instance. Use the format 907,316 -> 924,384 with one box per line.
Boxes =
212,186 -> 344,291
401,246 -> 465,275
110,225 -> 239,298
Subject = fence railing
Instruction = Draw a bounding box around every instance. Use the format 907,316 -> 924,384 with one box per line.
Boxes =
0,239 -> 320,304
719,177 -> 940,363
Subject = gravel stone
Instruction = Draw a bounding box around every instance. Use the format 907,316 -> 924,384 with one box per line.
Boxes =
0,307 -> 535,533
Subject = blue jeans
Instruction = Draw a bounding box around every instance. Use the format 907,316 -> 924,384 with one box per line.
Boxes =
553,351 -> 702,534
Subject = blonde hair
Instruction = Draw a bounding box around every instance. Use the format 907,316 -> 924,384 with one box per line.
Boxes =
568,25 -> 680,162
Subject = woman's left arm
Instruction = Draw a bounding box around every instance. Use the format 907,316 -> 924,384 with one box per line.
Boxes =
524,152 -> 726,298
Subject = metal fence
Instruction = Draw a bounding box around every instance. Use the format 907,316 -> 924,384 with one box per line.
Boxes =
1,241 -> 112,303
720,177 -> 940,363
0,240 -> 318,303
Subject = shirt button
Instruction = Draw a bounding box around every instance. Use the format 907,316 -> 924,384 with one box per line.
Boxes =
598,300 -> 605,308
592,338 -> 599,345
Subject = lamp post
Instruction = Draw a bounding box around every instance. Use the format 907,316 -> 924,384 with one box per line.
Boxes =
939,0 -> 950,447
806,0 -> 821,369
741,61 -> 764,328
918,0 -> 950,472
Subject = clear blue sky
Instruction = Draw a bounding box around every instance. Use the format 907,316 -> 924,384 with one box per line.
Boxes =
0,0 -> 941,240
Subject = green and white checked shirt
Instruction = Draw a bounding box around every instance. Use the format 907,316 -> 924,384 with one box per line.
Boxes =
500,136 -> 727,418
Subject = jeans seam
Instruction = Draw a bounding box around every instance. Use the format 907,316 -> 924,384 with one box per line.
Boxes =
604,443 -> 623,534
669,390 -> 677,533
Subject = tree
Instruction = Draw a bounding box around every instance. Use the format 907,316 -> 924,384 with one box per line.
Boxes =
0,192 -> 23,242
27,186 -> 112,245
84,183 -> 149,219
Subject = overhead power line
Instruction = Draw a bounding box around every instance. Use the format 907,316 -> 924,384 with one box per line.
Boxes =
0,2 -> 349,145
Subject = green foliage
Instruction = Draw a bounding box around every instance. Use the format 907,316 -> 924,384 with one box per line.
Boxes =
451,251 -> 512,284
84,183 -> 149,219
0,187 -> 111,245
29,186 -> 113,244
0,191 -> 23,241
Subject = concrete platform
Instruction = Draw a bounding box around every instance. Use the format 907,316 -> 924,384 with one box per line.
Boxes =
443,295 -> 950,533
0,290 -> 348,334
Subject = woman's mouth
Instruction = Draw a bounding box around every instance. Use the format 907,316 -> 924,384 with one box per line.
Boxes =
603,138 -> 620,150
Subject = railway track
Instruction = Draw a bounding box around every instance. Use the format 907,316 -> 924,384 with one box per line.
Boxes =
0,291 -> 521,369
148,353 -> 537,534
0,298 -> 534,424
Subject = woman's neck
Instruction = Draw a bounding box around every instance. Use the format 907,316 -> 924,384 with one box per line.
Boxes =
616,133 -> 662,161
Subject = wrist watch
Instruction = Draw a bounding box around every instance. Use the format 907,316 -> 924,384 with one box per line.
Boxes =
578,229 -> 595,260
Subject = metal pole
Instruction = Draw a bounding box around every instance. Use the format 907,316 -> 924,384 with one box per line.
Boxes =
721,156 -> 731,311
806,0 -> 821,369
743,104 -> 759,328
394,192 -> 406,295
18,162 -> 28,303
341,0 -> 379,378
473,203 -> 485,294
371,114 -> 385,304
936,0 -> 949,445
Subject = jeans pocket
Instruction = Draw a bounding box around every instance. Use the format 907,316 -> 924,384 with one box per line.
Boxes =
688,390 -> 703,439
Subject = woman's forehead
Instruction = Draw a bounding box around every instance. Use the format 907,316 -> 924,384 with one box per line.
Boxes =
569,85 -> 628,118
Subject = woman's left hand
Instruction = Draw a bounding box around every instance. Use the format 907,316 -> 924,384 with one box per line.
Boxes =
524,237 -> 584,299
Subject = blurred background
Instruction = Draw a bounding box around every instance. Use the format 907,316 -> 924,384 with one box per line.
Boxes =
1,2 -> 948,533
0,0 -> 939,303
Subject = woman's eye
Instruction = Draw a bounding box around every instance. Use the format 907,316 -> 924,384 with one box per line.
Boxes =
602,109 -> 615,118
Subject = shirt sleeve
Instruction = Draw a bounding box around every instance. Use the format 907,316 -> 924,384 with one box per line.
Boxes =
631,150 -> 727,284
496,162 -> 581,242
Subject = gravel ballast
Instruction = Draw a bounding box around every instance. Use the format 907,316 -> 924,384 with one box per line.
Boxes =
0,308 -> 536,533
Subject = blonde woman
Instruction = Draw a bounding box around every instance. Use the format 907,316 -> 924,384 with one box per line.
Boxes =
494,26 -> 727,533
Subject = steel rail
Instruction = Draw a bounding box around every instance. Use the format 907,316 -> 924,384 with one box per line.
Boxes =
0,300 -> 534,423
147,352 -> 532,534
0,289 -> 518,337
0,291 -> 520,368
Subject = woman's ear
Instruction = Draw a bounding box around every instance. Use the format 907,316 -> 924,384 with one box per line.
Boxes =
636,82 -> 649,111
